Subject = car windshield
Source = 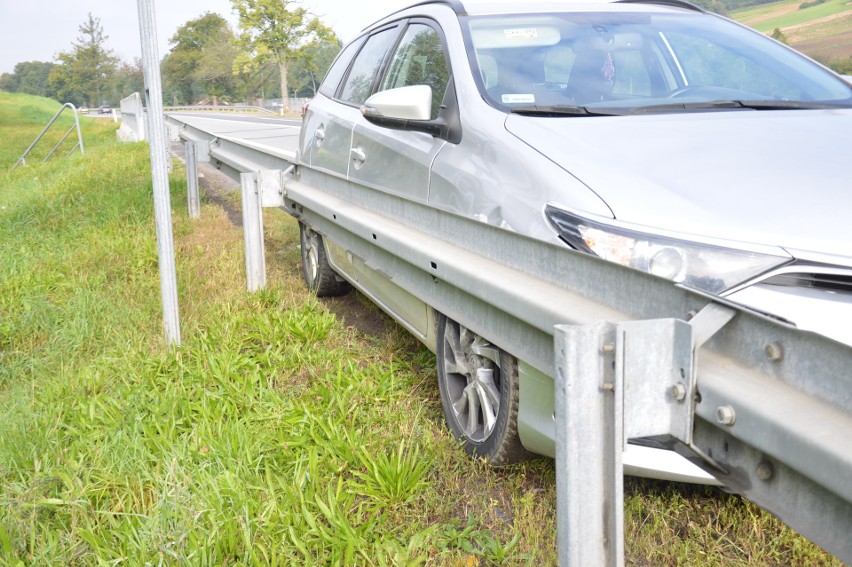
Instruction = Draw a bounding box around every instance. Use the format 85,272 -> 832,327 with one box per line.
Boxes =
462,10 -> 852,114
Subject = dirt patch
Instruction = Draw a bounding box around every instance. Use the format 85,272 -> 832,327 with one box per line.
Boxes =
172,142 -> 244,225
196,163 -> 244,226
742,2 -> 801,26
324,293 -> 392,336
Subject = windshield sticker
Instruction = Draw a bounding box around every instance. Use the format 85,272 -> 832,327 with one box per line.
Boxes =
504,28 -> 539,40
502,94 -> 536,104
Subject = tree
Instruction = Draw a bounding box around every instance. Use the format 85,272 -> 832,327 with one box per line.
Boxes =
0,61 -> 58,98
110,59 -> 145,104
163,12 -> 237,105
194,25 -> 242,100
692,0 -> 728,14
49,14 -> 119,106
770,28 -> 788,44
232,0 -> 337,110
288,36 -> 342,97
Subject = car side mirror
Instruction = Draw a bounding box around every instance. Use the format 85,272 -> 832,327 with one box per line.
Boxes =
362,85 -> 433,120
361,85 -> 452,139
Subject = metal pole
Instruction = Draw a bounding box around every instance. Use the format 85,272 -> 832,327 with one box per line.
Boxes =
185,142 -> 200,219
241,172 -> 266,291
555,323 -> 624,566
137,0 -> 181,346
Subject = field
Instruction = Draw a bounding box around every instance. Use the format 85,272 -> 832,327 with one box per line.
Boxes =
731,0 -> 852,60
0,92 -> 842,564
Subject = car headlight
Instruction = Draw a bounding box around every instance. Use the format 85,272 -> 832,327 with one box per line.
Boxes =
545,205 -> 792,294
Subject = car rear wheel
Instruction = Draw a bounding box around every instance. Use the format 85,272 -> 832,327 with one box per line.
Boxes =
436,314 -> 529,465
299,222 -> 351,297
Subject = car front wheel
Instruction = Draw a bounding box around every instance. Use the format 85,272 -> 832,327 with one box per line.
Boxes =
436,314 -> 529,465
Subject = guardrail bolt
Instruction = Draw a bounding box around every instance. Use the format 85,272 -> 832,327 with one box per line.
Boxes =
765,342 -> 784,362
756,461 -> 775,482
670,382 -> 687,402
716,405 -> 736,426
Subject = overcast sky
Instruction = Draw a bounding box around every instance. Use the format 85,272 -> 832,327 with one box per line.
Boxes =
0,0 -> 413,75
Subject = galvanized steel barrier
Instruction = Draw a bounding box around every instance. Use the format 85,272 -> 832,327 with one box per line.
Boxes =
163,105 -> 276,115
163,112 -> 852,564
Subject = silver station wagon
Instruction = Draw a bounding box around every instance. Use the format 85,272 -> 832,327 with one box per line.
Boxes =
294,0 -> 852,483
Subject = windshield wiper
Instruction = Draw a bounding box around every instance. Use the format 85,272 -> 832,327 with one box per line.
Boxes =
732,100 -> 852,110
510,105 -> 623,117
512,100 -> 852,118
630,99 -> 852,114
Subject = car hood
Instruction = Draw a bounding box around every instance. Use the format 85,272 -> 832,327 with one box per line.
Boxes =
505,109 -> 852,259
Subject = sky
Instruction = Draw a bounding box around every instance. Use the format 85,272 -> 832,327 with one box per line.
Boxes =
0,0 -> 413,75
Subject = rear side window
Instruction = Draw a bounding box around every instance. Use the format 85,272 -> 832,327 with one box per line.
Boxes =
318,36 -> 366,98
380,23 -> 450,120
340,28 -> 399,105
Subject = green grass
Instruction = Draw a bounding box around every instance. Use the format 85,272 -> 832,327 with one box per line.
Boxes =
0,92 -> 842,565
0,92 -> 90,168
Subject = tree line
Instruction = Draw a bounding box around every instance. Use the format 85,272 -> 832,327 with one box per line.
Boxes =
0,0 -> 341,110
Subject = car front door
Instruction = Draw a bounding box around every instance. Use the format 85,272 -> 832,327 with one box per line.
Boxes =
340,20 -> 455,337
348,21 -> 452,203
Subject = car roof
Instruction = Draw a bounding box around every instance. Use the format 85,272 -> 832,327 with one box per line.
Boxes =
408,0 -> 703,15
367,0 -> 704,32
362,0 -> 705,38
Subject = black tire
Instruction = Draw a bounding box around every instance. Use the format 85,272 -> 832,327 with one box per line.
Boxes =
299,222 -> 351,297
436,313 -> 530,465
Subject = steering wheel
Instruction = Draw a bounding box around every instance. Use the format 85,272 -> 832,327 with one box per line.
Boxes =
667,85 -> 703,98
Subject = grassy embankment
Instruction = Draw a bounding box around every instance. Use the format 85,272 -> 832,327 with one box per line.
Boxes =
0,92 -> 841,564
731,0 -> 852,65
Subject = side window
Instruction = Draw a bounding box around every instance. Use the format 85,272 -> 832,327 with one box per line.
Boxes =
318,36 -> 366,98
380,23 -> 450,120
339,28 -> 399,106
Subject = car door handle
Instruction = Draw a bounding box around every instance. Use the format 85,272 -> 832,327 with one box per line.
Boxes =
350,147 -> 366,163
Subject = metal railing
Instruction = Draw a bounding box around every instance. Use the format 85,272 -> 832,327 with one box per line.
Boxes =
164,105 -> 276,115
13,103 -> 85,169
163,112 -> 852,564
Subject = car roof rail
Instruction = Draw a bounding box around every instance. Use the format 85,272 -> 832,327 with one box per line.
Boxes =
616,0 -> 705,13
395,0 -> 468,17
358,0 -> 467,35
418,0 -> 467,14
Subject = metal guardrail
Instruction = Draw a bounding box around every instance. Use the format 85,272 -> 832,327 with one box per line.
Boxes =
164,105 -> 276,115
13,103 -> 85,169
163,112 -> 852,563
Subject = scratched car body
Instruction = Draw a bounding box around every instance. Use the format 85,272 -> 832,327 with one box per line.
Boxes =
292,0 -> 852,483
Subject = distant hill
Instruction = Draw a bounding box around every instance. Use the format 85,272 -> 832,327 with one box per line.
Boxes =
730,0 -> 852,64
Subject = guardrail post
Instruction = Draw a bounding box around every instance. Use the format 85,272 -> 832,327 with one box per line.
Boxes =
555,313 -> 720,565
555,322 -> 623,566
185,141 -> 200,219
241,172 -> 266,291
